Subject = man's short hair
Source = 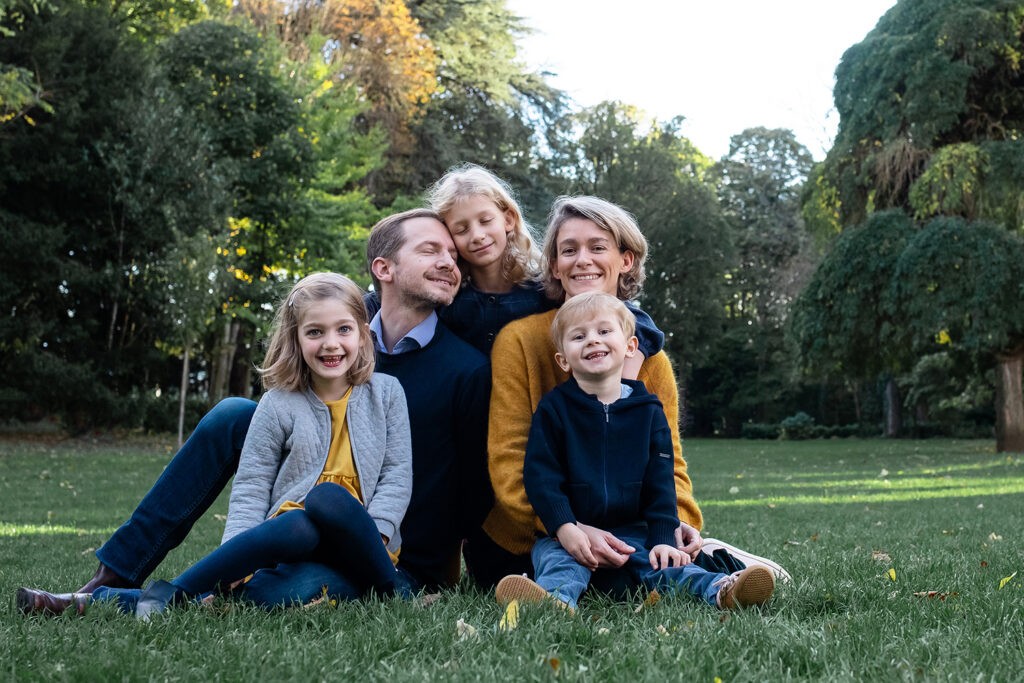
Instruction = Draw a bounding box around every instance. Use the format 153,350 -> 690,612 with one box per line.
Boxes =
366,208 -> 443,291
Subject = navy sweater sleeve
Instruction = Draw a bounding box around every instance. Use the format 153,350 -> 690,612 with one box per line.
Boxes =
523,396 -> 576,536
640,406 -> 680,548
626,302 -> 665,358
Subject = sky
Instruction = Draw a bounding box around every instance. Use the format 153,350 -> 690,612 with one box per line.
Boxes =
505,0 -> 898,160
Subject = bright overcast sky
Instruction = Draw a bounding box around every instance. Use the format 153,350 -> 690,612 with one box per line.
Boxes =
505,0 -> 898,160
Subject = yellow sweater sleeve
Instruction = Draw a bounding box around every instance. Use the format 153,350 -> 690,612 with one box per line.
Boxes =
483,311 -> 703,556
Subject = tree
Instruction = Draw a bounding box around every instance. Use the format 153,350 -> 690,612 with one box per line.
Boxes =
406,0 -> 568,216
698,128 -> 817,432
892,217 -> 1024,451
824,0 -> 1024,227
157,20 -> 316,401
789,210 -> 917,434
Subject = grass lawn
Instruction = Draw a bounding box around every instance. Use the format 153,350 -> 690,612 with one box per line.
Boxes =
2,436 -> 1023,681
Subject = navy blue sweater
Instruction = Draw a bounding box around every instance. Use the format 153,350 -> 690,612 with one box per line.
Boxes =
523,377 -> 679,550
375,323 -> 492,590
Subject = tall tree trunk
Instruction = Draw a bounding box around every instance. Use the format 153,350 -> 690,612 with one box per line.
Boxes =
994,348 -> 1024,453
177,345 -> 190,448
883,376 -> 902,438
210,320 -> 240,405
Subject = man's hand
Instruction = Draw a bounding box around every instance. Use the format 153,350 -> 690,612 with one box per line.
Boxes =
556,523 -> 599,570
575,523 -> 635,568
649,543 -> 687,570
675,522 -> 702,559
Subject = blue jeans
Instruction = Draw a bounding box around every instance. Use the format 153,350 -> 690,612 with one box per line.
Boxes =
531,526 -> 729,610
173,483 -> 400,597
94,398 -> 410,605
97,397 -> 257,585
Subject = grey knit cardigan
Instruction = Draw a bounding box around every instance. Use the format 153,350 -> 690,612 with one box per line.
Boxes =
222,374 -> 412,555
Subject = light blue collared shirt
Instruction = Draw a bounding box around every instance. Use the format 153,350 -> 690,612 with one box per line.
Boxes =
369,310 -> 439,355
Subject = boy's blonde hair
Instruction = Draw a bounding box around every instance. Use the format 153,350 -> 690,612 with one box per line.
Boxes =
425,163 -> 540,286
541,196 -> 648,302
551,292 -> 636,355
259,273 -> 375,391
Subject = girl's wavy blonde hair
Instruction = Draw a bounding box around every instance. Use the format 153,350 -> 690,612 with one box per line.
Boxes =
541,195 -> 648,302
259,273 -> 375,392
424,163 -> 541,287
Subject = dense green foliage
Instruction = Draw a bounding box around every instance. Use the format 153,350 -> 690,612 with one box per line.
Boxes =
3,437 -> 1023,679
0,0 -> 1020,444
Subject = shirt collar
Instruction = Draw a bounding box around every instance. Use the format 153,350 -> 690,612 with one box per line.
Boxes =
369,310 -> 439,355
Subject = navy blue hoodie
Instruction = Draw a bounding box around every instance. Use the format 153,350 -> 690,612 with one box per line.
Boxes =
523,376 -> 679,550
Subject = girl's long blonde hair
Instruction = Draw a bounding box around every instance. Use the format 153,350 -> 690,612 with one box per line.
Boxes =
259,273 -> 375,391
425,163 -> 541,287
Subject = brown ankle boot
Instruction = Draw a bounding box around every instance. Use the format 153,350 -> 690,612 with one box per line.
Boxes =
16,587 -> 90,616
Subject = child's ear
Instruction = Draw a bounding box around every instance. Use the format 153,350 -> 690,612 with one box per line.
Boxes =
503,208 -> 516,232
624,335 -> 639,357
554,351 -> 572,374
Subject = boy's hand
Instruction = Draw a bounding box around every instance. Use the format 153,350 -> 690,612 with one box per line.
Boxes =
556,523 -> 599,570
675,522 -> 703,560
649,543 -> 687,570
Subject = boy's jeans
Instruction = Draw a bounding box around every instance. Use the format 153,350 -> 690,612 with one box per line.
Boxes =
531,524 -> 728,610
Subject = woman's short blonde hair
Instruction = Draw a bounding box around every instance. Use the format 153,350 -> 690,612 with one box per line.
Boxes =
550,292 -> 636,355
541,195 -> 648,302
259,273 -> 375,391
425,163 -> 541,286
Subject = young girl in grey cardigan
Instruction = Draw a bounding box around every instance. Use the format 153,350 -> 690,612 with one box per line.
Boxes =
133,273 -> 412,617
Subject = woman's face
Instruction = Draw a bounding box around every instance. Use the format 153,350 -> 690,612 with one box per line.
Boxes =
443,195 -> 513,271
550,217 -> 634,299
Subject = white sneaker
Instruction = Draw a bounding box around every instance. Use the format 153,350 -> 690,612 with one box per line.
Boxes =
701,537 -> 792,584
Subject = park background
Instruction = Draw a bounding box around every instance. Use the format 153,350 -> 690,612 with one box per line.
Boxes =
1,0 -> 1023,453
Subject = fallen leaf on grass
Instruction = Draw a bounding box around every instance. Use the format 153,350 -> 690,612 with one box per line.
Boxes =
988,532 -> 1003,542
981,560 -> 989,568
887,568 -> 897,582
214,514 -> 227,522
456,619 -> 478,640
729,486 -> 740,494
634,590 -> 661,613
499,600 -> 519,631
547,658 -> 560,672
998,572 -> 1017,590
597,627 -> 610,636
913,591 -> 958,600
655,624 -> 669,636
871,550 -> 891,563
879,468 -> 889,478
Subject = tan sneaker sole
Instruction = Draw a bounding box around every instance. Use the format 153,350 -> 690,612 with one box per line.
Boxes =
721,566 -> 776,609
495,575 -> 549,605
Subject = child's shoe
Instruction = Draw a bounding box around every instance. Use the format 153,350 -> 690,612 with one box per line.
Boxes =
495,575 -> 575,614
495,574 -> 549,605
715,566 -> 775,610
701,537 -> 792,583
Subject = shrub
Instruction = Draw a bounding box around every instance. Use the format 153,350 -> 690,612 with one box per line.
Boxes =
780,411 -> 816,440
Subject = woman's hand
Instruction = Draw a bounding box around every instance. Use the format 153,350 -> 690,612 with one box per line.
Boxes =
675,522 -> 703,559
575,523 -> 635,568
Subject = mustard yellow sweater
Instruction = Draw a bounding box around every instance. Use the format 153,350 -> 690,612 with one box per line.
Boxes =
483,309 -> 703,555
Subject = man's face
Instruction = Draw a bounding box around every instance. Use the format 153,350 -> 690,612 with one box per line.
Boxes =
387,217 -> 461,310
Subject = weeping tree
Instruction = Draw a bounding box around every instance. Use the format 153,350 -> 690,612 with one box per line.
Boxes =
789,210 -> 917,434
892,217 -> 1024,452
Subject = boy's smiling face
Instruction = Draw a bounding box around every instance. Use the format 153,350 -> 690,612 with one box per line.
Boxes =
555,315 -> 639,382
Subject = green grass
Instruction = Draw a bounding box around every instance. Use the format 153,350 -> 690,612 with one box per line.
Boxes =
2,436 -> 1023,681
